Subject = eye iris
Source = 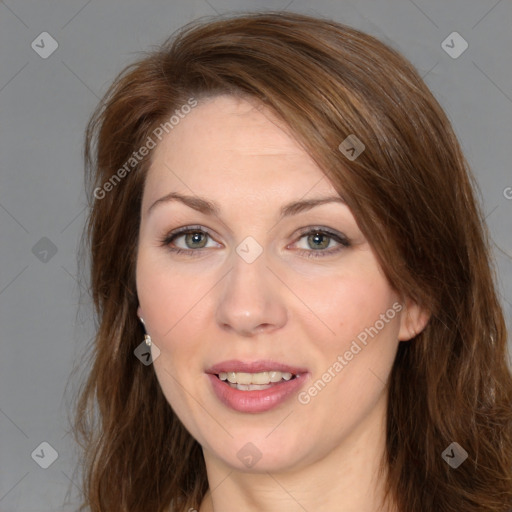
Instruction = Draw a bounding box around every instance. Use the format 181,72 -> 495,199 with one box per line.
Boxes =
307,232 -> 329,250
185,231 -> 207,249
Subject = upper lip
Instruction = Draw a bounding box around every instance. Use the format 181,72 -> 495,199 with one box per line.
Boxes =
206,359 -> 308,375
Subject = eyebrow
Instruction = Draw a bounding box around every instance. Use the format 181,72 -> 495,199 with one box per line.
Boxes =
147,192 -> 346,219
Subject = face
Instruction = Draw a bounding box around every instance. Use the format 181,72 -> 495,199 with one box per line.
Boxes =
136,95 -> 423,474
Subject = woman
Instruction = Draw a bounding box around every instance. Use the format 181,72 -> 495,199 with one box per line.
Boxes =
74,11 -> 512,512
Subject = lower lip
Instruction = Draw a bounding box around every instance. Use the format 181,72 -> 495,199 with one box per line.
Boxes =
207,373 -> 308,413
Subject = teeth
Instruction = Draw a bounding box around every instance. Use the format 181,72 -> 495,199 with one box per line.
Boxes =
218,371 -> 294,385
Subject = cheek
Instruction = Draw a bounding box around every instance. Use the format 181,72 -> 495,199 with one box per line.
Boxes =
136,250 -> 211,340
136,253 -> 209,422
305,279 -> 401,412
291,258 -> 400,348
292,257 -> 401,407
296,296 -> 400,441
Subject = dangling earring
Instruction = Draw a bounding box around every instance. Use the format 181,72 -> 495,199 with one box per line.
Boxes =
139,317 -> 152,346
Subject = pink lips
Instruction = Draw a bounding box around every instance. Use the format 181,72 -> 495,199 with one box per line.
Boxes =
205,359 -> 308,375
205,359 -> 310,413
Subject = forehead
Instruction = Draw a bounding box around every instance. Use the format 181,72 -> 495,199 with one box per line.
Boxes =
154,94 -> 303,156
143,95 -> 340,207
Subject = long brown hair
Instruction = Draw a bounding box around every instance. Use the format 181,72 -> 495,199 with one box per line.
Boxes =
73,11 -> 512,512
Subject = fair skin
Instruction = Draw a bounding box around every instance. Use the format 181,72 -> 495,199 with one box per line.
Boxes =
136,95 -> 428,512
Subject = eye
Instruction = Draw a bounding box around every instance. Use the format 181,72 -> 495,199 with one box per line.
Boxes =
176,230 -> 208,249
160,225 -> 220,255
291,228 -> 350,258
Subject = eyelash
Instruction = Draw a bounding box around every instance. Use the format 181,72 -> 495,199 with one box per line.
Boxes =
159,225 -> 351,259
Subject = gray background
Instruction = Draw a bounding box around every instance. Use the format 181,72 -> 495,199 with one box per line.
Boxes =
0,0 -> 511,510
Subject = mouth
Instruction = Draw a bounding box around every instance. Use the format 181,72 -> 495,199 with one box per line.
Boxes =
214,370 -> 298,391
205,360 -> 309,413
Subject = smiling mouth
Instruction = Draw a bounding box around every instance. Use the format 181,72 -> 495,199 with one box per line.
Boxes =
215,370 -> 298,391
207,367 -> 309,413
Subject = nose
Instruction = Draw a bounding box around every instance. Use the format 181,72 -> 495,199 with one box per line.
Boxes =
215,249 -> 288,337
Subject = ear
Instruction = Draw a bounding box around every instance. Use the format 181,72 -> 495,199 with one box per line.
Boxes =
137,305 -> 143,319
397,297 -> 430,341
